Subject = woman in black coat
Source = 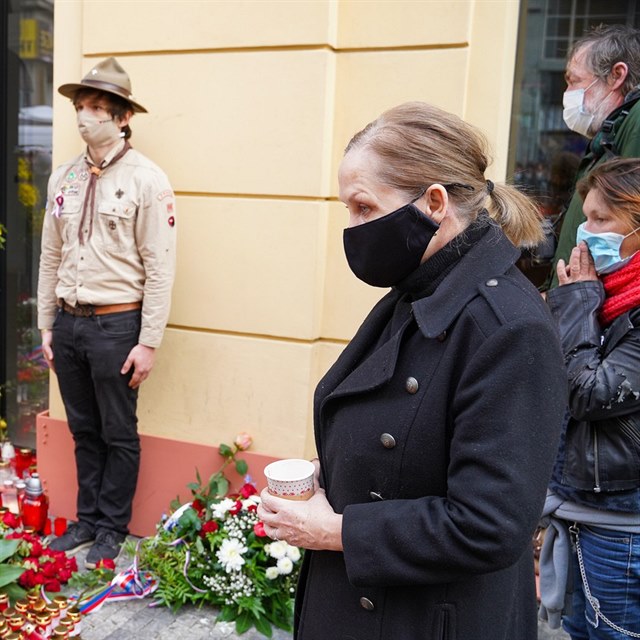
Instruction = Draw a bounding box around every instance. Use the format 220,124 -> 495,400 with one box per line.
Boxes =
258,102 -> 568,640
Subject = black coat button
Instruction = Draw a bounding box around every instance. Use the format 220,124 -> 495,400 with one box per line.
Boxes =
360,597 -> 375,611
405,377 -> 419,394
436,330 -> 447,342
380,433 -> 396,449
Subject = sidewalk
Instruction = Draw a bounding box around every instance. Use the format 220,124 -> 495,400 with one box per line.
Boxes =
67,537 -> 569,640
68,539 -> 293,640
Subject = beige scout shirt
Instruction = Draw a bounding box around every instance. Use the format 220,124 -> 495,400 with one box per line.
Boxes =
37,140 -> 176,348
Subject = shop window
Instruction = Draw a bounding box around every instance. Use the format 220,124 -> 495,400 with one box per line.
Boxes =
1,0 -> 53,448
509,0 -> 640,288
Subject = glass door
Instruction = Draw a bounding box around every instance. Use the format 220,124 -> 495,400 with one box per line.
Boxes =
1,0 -> 53,448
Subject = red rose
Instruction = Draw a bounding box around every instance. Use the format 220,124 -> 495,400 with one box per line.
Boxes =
247,503 -> 258,512
2,512 -> 20,529
42,561 -> 58,578
97,558 -> 115,570
191,499 -> 205,516
29,539 -> 43,557
228,500 -> 243,516
199,520 -> 219,538
253,521 -> 267,537
239,483 -> 257,498
18,569 -> 35,589
44,578 -> 61,592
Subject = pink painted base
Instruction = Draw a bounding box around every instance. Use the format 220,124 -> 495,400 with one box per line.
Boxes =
36,411 -> 280,537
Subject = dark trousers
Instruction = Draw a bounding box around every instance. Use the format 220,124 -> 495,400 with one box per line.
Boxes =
52,307 -> 141,535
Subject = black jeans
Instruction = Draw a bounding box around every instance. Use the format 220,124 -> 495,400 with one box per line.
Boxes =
52,307 -> 141,535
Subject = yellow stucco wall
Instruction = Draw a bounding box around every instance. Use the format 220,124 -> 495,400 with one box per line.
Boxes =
49,0 -> 521,459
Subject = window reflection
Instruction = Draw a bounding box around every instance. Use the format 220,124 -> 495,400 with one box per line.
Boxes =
2,0 -> 53,448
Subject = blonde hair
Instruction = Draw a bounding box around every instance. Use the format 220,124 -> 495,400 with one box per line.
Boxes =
345,102 -> 543,247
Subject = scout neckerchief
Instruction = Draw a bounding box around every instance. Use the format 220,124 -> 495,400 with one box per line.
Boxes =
78,140 -> 131,244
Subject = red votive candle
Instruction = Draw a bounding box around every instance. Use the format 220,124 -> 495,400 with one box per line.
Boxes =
54,517 -> 67,536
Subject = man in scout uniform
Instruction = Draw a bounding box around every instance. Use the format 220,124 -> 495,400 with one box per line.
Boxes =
37,58 -> 176,567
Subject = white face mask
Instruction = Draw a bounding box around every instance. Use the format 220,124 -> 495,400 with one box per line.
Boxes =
562,79 -> 598,137
77,110 -> 123,148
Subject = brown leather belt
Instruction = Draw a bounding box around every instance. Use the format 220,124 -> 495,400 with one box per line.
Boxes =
58,299 -> 142,317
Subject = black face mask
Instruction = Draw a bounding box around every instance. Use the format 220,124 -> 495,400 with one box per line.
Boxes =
343,201 -> 439,287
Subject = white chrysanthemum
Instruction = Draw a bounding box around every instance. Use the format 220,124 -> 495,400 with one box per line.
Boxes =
265,566 -> 279,580
216,538 -> 248,572
277,557 -> 293,575
267,540 -> 288,559
285,544 -> 301,562
211,498 -> 236,519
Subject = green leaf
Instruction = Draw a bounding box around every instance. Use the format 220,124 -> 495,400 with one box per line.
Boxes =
217,607 -> 235,622
254,614 -> 273,637
0,539 -> 19,563
210,476 -> 229,499
0,564 -> 24,589
235,611 -> 253,634
235,459 -> 248,476
1,582 -> 26,601
219,443 -> 233,458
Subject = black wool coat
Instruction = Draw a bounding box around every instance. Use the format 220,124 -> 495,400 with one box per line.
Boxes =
295,226 -> 568,640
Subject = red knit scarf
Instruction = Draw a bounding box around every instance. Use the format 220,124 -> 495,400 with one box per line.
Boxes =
600,251 -> 640,325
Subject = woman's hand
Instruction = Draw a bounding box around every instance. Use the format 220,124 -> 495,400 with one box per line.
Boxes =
257,488 -> 343,552
557,241 -> 598,285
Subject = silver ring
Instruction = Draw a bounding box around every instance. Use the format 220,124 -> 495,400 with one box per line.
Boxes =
273,529 -> 279,541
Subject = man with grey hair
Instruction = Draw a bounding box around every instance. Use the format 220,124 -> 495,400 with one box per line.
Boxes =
547,24 -> 640,288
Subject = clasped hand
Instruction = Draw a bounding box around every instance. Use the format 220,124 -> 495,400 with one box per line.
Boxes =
556,241 -> 598,285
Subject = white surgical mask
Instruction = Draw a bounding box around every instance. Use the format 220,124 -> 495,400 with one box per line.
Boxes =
77,110 -> 123,147
562,79 -> 598,137
576,222 -> 640,274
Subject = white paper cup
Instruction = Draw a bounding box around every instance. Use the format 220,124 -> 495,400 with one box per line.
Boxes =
264,459 -> 315,500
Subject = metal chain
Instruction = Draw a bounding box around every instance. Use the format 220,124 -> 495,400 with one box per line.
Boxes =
570,524 -> 640,638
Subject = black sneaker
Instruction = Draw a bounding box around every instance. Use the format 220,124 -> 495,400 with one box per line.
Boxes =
48,522 -> 95,554
85,529 -> 126,569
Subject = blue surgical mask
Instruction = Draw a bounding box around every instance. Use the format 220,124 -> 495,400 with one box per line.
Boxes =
576,222 -> 640,274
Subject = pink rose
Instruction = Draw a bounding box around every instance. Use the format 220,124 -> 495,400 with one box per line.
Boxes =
234,432 -> 253,451
253,522 -> 267,537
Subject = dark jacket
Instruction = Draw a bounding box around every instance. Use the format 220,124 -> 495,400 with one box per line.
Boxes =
547,281 -> 640,511
296,226 -> 567,640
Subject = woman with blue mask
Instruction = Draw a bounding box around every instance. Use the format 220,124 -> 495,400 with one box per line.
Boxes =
257,102 -> 567,640
542,157 -> 640,639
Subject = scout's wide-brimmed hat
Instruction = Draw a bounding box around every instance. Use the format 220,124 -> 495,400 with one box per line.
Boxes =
58,57 -> 147,113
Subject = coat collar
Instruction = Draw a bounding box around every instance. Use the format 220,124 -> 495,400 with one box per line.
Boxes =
319,226 -> 520,406
411,224 -> 520,338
